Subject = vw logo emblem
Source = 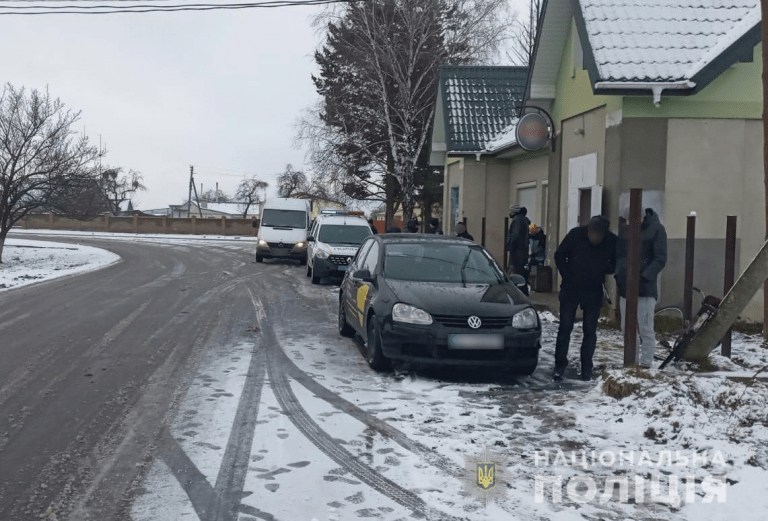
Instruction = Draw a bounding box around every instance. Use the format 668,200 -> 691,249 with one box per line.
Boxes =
468,316 -> 482,329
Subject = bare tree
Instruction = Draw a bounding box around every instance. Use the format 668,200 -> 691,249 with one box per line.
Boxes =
276,164 -> 310,198
507,0 -> 542,66
235,176 -> 268,218
100,167 -> 146,215
308,0 -> 511,225
0,84 -> 100,262
200,187 -> 232,203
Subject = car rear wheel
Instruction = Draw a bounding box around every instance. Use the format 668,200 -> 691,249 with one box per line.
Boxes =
311,270 -> 320,285
338,298 -> 355,338
365,317 -> 389,370
306,263 -> 312,277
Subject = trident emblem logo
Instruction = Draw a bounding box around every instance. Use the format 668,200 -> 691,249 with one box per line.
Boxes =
476,462 -> 496,490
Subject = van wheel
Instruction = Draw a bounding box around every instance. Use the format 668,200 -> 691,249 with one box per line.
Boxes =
299,255 -> 307,266
306,264 -> 312,278
256,254 -> 263,263
366,317 -> 389,370
311,271 -> 320,285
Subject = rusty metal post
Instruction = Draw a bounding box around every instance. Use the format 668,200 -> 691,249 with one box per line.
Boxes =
503,216 -> 509,269
481,217 -> 486,246
721,216 -> 737,358
624,188 -> 642,367
684,214 -> 697,322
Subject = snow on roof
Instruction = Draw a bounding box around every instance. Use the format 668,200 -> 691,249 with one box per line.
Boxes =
582,0 -> 760,82
484,120 -> 519,153
204,202 -> 249,214
440,66 -> 527,152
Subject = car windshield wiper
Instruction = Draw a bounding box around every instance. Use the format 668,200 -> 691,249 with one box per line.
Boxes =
460,249 -> 471,287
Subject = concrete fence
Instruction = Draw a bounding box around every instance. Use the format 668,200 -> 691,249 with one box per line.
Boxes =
21,213 -> 259,236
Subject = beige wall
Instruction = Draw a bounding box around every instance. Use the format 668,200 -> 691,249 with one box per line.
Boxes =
22,214 -> 258,236
558,106 -> 607,243
665,118 -> 764,322
509,155 -> 550,226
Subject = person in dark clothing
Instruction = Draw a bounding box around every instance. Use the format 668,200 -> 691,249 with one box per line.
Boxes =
429,218 -> 443,235
455,222 -> 474,241
405,219 -> 419,233
554,216 -> 617,380
506,204 -> 531,295
368,218 -> 378,234
614,208 -> 667,368
528,224 -> 547,266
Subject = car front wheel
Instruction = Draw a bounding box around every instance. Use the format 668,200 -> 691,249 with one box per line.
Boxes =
365,316 -> 389,370
338,298 -> 355,338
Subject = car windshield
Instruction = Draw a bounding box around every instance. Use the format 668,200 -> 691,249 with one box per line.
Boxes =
318,224 -> 371,245
261,209 -> 306,228
383,243 -> 504,284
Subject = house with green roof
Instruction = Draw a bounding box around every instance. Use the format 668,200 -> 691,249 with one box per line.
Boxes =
430,65 -> 549,263
430,0 -> 764,323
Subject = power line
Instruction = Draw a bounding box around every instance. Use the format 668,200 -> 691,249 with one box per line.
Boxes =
0,0 -> 353,14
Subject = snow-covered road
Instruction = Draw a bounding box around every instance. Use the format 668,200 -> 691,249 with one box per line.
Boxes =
123,252 -> 768,521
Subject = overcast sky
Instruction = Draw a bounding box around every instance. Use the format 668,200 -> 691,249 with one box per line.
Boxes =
0,0 -> 528,210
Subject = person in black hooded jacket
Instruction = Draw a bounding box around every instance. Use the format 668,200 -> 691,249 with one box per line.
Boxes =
553,216 -> 617,380
614,208 -> 667,368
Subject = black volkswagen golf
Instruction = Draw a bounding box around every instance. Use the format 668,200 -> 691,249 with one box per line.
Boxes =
338,234 -> 542,374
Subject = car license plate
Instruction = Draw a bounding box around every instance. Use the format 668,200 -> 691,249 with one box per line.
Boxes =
337,265 -> 348,271
448,334 -> 504,350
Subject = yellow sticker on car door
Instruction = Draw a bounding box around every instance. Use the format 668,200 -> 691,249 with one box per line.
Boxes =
356,285 -> 369,325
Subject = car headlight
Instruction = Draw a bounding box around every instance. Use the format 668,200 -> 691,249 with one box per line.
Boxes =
512,307 -> 538,329
295,241 -> 305,248
315,248 -> 330,259
258,239 -> 267,246
392,303 -> 433,325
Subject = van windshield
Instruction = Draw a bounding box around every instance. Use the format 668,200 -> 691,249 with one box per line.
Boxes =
261,209 -> 306,229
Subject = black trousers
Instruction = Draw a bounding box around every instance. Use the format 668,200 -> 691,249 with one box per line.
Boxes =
554,290 -> 602,374
510,253 -> 530,296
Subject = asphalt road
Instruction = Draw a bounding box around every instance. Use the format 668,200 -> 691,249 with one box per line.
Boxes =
0,234 -> 591,521
0,235 -> 266,520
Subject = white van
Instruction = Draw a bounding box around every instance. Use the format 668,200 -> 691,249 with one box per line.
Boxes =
255,198 -> 311,264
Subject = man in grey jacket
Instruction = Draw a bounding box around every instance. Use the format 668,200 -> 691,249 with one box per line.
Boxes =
614,208 -> 668,368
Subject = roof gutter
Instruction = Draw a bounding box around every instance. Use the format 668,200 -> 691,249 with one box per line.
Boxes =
594,81 -> 696,107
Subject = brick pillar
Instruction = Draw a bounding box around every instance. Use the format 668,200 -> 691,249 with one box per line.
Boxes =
221,216 -> 227,235
162,216 -> 168,234
133,214 -> 138,233
104,214 -> 110,232
191,215 -> 197,235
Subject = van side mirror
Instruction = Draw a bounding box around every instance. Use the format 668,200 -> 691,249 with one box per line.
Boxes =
353,269 -> 375,283
307,236 -> 315,242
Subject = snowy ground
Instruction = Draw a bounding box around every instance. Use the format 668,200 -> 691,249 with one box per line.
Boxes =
127,254 -> 768,521
0,238 -> 120,291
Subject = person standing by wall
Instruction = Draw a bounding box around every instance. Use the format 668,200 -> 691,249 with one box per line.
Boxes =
455,222 -> 474,241
506,204 -> 531,295
429,218 -> 443,235
614,209 -> 667,368
553,216 -> 617,380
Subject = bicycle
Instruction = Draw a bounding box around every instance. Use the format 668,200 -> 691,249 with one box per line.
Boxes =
653,287 -> 705,358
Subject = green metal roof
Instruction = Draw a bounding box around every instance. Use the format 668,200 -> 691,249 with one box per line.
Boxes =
439,66 -> 528,153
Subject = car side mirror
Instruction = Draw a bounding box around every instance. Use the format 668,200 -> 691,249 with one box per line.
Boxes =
307,236 -> 315,242
353,269 -> 375,283
510,274 -> 527,289
251,221 -> 258,228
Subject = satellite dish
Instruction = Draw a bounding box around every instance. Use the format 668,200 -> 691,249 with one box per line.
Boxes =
515,112 -> 550,152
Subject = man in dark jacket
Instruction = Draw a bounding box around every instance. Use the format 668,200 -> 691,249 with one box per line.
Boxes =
506,204 -> 531,294
455,222 -> 474,241
554,216 -> 617,380
429,218 -> 443,235
614,209 -> 667,368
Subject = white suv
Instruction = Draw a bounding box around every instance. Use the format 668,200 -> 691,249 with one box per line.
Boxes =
307,214 -> 372,284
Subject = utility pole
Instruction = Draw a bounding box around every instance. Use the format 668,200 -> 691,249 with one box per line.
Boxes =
191,166 -> 203,218
187,166 -> 193,218
763,0 -> 768,338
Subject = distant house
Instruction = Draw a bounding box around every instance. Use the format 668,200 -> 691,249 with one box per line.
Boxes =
430,0 -> 765,322
169,201 -> 260,219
